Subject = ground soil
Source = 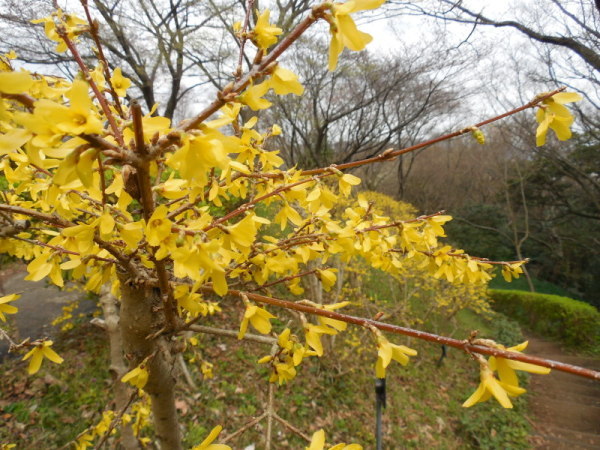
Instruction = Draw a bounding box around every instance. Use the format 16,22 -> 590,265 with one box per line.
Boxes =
526,335 -> 600,449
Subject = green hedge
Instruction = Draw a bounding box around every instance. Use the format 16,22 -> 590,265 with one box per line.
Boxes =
488,289 -> 600,351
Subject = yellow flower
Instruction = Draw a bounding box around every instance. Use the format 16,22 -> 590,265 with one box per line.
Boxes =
145,205 -> 173,246
192,425 -> 231,450
0,71 -> 34,94
238,304 -> 276,339
338,173 -> 361,197
239,81 -> 271,110
316,301 -> 350,332
272,358 -> 297,384
252,10 -> 282,50
375,334 -> 417,378
35,80 -> 103,135
501,262 -> 524,282
32,11 -> 88,53
121,363 -> 149,389
489,341 -> 551,388
304,323 -> 337,356
270,66 -> 304,96
307,430 -> 326,450
0,293 -> 19,322
318,268 -> 337,291
535,92 -> 582,146
328,0 -> 386,71
462,364 -> 525,409
22,340 -> 64,375
306,429 -> 363,450
110,67 -> 132,97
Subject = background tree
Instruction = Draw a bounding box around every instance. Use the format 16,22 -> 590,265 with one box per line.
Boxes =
266,39 -> 461,173
0,0 -> 317,120
380,0 -> 600,305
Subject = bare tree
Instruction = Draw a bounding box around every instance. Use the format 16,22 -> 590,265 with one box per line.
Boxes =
267,38 -> 463,182
0,0 -> 314,119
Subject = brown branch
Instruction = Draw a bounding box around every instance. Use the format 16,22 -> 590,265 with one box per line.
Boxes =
1,93 -> 35,110
300,88 -> 567,176
79,0 -> 125,118
208,289 -> 600,381
181,3 -> 329,131
57,26 -> 125,146
200,89 -> 567,231
272,413 -> 311,442
234,0 -> 256,82
131,102 -> 178,329
388,248 -> 527,266
11,236 -> 118,264
359,211 -> 446,233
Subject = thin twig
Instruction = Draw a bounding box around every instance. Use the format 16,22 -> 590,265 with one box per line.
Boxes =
187,324 -> 275,344
221,412 -> 268,443
272,413 -> 312,442
265,382 -> 274,450
94,391 -> 138,449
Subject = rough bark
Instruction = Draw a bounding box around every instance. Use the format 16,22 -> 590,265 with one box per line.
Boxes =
118,273 -> 182,449
98,284 -> 140,450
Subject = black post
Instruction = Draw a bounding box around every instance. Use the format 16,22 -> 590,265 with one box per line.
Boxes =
375,377 -> 386,450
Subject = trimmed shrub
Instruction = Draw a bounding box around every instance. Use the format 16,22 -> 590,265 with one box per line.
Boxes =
488,289 -> 600,351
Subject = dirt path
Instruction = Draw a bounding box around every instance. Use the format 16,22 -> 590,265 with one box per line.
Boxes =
526,335 -> 600,449
0,265 -> 90,359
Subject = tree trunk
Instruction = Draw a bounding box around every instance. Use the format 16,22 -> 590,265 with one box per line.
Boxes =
98,285 -> 140,450
118,274 -> 182,449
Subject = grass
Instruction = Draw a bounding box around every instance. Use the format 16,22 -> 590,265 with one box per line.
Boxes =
0,302 -> 533,448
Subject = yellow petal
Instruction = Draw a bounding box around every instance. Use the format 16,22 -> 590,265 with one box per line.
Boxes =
42,346 -> 64,364
462,381 -> 486,408
551,92 -> 582,104
485,376 -> 513,408
307,430 -> 325,450
0,71 -> 34,94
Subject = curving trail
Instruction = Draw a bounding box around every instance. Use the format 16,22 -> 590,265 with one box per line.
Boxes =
526,335 -> 600,449
0,265 -> 85,359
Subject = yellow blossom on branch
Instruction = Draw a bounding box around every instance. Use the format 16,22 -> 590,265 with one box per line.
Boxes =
22,340 -> 64,375
304,322 -> 337,356
110,67 -> 132,97
535,91 -> 582,146
270,66 -> 304,96
375,333 -> 417,378
0,71 -> 34,94
462,363 -> 525,409
145,205 -> 173,247
238,304 -> 276,339
0,293 -> 19,322
489,341 -> 551,389
306,429 -> 363,450
121,363 -> 150,389
327,0 -> 386,71
239,81 -> 271,110
31,11 -> 88,53
34,80 -> 103,135
252,10 -> 282,50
